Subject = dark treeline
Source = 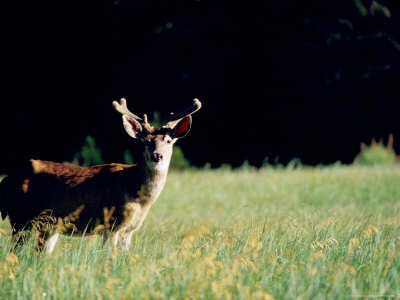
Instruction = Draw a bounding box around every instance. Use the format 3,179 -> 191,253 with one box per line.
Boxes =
1,0 -> 400,172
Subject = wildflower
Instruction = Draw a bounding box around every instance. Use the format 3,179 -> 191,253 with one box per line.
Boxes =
348,238 -> 360,255
5,253 -> 18,265
341,263 -> 356,274
252,291 -> 275,300
309,267 -> 318,276
180,234 -> 195,249
130,253 -> 141,263
211,281 -> 232,300
238,256 -> 258,273
323,218 -> 334,226
312,251 -> 325,261
204,253 -> 217,266
363,225 -> 378,238
105,277 -> 122,292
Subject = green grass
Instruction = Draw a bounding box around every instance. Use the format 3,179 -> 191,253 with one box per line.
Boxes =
1,165 -> 400,299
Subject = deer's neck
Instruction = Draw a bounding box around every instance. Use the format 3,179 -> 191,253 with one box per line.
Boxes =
134,160 -> 170,204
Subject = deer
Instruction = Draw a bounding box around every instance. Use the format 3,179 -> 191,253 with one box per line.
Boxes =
0,98 -> 201,254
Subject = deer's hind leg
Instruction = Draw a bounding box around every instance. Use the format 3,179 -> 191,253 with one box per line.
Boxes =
31,211 -> 64,254
45,233 -> 60,254
34,228 -> 62,254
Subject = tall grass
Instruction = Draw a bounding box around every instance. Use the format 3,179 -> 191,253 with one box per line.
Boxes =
1,165 -> 400,299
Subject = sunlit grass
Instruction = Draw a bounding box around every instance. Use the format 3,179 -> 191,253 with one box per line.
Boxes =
1,165 -> 400,299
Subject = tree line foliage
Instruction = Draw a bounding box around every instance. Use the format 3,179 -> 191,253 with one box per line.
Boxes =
1,0 -> 400,172
353,134 -> 398,165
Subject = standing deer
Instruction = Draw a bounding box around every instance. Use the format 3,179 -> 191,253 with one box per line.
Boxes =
0,98 -> 201,253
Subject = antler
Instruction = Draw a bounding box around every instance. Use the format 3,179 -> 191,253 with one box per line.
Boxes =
113,98 -> 153,131
113,97 -> 202,130
164,98 -> 202,129
112,98 -> 142,121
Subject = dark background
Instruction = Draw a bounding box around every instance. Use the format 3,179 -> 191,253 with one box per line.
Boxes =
1,0 -> 400,172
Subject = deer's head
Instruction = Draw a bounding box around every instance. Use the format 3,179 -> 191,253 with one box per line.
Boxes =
113,98 -> 201,172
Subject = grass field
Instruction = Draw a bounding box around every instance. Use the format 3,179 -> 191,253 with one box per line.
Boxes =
1,165 -> 400,299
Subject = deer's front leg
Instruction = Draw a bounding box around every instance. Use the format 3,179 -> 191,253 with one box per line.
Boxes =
119,231 -> 134,252
110,202 -> 142,251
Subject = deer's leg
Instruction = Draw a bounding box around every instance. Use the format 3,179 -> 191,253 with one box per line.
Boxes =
45,233 -> 60,254
32,214 -> 62,254
119,231 -> 134,252
109,230 -> 134,251
106,203 -> 144,251
35,229 -> 60,254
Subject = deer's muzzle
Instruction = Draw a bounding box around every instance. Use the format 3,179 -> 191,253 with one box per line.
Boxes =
151,153 -> 163,163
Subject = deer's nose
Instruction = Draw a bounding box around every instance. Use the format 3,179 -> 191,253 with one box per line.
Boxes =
151,153 -> 163,163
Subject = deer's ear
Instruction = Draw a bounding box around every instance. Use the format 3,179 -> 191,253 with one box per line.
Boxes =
172,116 -> 192,139
122,115 -> 143,138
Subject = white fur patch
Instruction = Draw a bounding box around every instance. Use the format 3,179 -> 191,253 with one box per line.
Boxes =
46,233 -> 60,254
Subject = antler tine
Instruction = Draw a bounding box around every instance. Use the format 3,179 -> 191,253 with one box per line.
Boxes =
170,98 -> 202,121
164,98 -> 202,128
112,98 -> 142,121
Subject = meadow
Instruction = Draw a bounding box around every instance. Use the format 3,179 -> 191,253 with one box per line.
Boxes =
1,165 -> 400,299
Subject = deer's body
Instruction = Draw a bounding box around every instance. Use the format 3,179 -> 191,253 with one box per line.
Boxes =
0,98 -> 201,253
1,159 -> 165,233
